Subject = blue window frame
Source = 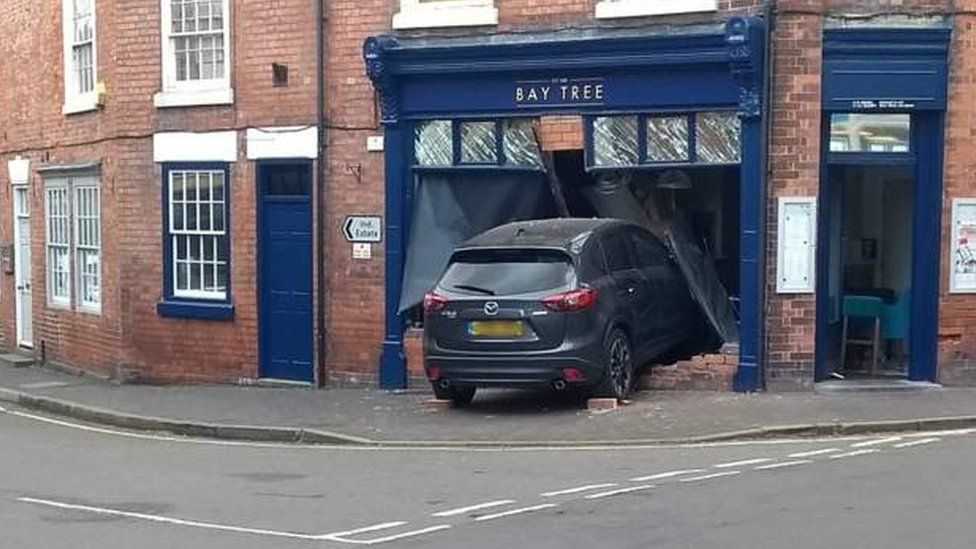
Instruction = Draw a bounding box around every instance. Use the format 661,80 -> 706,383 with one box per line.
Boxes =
412,118 -> 543,169
585,111 -> 742,169
157,162 -> 234,320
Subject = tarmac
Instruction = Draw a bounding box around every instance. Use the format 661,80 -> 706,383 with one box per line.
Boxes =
2,363 -> 976,447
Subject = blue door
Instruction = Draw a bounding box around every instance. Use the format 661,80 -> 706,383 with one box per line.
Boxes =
258,162 -> 313,382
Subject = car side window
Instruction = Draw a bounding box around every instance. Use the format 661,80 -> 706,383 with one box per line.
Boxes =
602,231 -> 635,274
578,240 -> 609,282
627,230 -> 668,269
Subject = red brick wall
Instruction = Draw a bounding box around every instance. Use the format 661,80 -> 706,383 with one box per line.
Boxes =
0,0 -> 319,383
939,0 -> 976,385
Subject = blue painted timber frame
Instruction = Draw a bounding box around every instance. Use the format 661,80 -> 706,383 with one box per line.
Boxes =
816,28 -> 950,383
157,162 -> 235,320
364,17 -> 767,390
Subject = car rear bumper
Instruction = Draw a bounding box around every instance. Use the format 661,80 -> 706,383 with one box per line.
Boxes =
424,353 -> 605,388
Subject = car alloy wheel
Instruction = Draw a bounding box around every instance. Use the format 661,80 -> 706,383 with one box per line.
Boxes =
607,332 -> 632,398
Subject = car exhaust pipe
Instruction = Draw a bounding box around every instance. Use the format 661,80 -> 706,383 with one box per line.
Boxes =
438,378 -> 451,390
553,379 -> 567,391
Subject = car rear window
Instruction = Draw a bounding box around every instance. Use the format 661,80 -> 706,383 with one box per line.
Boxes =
440,249 -> 574,296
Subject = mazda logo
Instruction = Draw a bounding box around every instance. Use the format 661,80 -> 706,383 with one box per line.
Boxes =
484,301 -> 499,316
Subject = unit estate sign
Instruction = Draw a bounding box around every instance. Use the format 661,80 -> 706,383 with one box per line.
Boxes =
514,77 -> 606,108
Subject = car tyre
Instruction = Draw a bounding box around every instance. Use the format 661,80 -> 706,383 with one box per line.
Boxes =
431,384 -> 476,406
594,327 -> 634,399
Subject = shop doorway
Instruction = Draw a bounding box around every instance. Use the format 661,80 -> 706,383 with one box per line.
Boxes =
816,113 -> 943,383
13,186 -> 32,348
819,164 -> 914,378
257,161 -> 313,382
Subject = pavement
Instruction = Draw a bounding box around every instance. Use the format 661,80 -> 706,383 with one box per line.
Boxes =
3,363 -> 976,446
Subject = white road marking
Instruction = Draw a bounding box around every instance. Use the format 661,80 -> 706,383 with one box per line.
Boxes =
629,469 -> 706,482
540,483 -> 618,497
351,525 -> 451,545
431,500 -> 516,517
789,448 -> 841,458
850,436 -> 903,448
678,471 -> 742,482
584,484 -> 655,500
714,458 -> 772,468
893,437 -> 941,449
474,504 -> 558,522
19,381 -> 70,389
829,449 -> 880,459
754,460 -> 813,471
325,521 -> 409,537
17,497 -> 324,541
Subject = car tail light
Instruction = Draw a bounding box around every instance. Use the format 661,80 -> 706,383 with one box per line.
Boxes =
423,292 -> 448,314
427,364 -> 442,381
561,367 -> 585,382
542,288 -> 597,312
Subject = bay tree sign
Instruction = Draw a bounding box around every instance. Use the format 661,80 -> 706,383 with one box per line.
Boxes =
343,215 -> 382,243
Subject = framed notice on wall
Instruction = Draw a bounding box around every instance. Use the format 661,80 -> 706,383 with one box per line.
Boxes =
776,197 -> 817,294
950,199 -> 976,293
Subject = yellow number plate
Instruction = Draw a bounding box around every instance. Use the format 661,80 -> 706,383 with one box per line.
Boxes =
468,320 -> 524,337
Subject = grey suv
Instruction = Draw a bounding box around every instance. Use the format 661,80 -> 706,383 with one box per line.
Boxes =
422,218 -> 702,404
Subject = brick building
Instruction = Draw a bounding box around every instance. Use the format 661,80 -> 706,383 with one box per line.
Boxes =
1,0 -> 976,393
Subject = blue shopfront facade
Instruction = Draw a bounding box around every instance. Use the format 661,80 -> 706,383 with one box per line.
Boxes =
815,26 -> 951,383
364,17 -> 767,390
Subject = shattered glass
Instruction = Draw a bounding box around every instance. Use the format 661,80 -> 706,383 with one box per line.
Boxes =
647,116 -> 690,163
502,119 -> 543,167
696,112 -> 741,164
460,121 -> 498,164
592,116 -> 638,167
414,120 -> 453,166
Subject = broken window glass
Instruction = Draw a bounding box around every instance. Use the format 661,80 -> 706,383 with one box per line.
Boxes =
460,121 -> 498,164
502,119 -> 543,167
647,116 -> 690,163
592,116 -> 638,167
696,112 -> 741,164
415,120 -> 452,166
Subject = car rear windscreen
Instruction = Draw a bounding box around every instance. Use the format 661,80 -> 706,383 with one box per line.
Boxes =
440,249 -> 574,296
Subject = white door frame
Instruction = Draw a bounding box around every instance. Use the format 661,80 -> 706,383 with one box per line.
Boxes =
13,185 -> 32,348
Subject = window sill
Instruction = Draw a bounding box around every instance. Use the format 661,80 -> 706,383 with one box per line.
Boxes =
157,299 -> 235,320
392,4 -> 498,29
154,87 -> 235,109
594,0 -> 716,19
63,96 -> 99,115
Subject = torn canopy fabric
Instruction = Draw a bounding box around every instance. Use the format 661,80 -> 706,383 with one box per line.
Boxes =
581,178 -> 739,344
398,172 -> 556,313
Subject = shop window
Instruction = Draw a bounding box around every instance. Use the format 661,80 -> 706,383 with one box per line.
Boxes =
459,121 -> 498,164
589,111 -> 741,168
43,175 -> 101,312
647,116 -> 690,163
696,112 -> 741,164
415,120 -> 453,166
502,119 -> 543,168
414,118 -> 542,168
393,0 -> 498,30
158,163 -> 234,320
62,0 -> 98,114
155,0 -> 234,108
829,114 -> 910,153
592,116 -> 639,167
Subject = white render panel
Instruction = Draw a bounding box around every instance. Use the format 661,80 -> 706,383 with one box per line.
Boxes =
246,127 -> 318,160
153,131 -> 238,163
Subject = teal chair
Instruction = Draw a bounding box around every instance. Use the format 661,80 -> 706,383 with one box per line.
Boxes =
881,292 -> 910,366
841,295 -> 884,375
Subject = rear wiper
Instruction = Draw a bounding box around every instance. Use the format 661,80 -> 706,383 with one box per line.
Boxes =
451,284 -> 495,296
